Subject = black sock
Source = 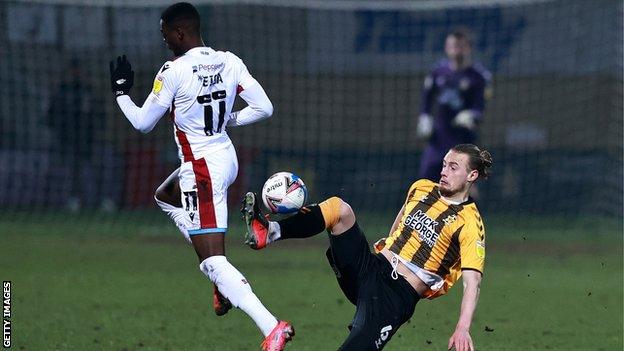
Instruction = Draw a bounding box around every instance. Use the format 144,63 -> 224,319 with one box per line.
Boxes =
278,205 -> 326,239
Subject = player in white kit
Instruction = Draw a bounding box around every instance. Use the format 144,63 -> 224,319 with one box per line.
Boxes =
109,3 -> 293,350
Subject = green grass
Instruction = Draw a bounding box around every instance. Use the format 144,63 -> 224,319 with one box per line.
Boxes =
0,212 -> 622,350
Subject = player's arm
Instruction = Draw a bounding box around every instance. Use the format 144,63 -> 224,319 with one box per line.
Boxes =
448,269 -> 481,351
226,53 -> 273,127
115,96 -> 169,133
449,219 -> 485,351
227,82 -> 273,127
453,71 -> 489,130
109,55 -> 169,133
421,70 -> 437,116
417,70 -> 437,138
470,69 -> 492,118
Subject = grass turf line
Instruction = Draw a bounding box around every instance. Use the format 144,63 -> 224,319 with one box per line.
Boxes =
0,213 -> 621,350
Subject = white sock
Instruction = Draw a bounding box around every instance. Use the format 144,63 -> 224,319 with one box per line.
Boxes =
200,256 -> 278,336
268,221 -> 281,243
155,197 -> 192,244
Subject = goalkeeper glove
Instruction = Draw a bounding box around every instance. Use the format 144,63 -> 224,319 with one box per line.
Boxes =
109,55 -> 134,96
453,110 -> 477,130
416,114 -> 433,139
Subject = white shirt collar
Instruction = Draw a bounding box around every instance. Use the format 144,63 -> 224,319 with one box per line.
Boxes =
438,190 -> 467,205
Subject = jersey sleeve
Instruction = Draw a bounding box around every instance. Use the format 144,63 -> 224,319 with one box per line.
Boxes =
227,82 -> 273,127
420,68 -> 437,115
468,76 -> 486,115
458,219 -> 485,273
404,181 -> 420,203
405,179 -> 435,203
149,62 -> 178,108
468,67 -> 492,119
228,52 -> 259,91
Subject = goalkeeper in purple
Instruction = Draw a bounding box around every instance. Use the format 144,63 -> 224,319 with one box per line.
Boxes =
417,28 -> 491,182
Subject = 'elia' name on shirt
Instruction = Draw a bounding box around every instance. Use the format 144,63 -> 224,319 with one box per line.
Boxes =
198,73 -> 224,87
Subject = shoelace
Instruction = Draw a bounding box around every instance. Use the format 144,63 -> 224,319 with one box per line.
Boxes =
390,255 -> 399,280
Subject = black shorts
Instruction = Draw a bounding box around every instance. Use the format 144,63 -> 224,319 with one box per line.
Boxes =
326,223 -> 420,351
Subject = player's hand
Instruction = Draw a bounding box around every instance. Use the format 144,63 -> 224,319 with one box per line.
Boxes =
452,110 -> 476,130
416,114 -> 433,139
448,328 -> 474,351
109,55 -> 134,96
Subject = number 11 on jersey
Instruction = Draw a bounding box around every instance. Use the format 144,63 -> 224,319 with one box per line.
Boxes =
197,89 -> 227,136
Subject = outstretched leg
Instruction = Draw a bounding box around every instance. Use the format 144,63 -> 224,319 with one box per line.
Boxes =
243,194 -> 417,350
242,193 -> 354,249
244,194 -> 361,301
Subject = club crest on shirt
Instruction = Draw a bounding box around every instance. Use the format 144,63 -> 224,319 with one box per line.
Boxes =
460,78 -> 471,91
442,214 -> 457,226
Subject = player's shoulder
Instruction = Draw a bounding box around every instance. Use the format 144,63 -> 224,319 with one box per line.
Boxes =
203,49 -> 248,72
430,59 -> 451,74
409,179 -> 437,193
204,47 -> 242,61
157,55 -> 185,75
225,50 -> 247,67
470,62 -> 492,83
151,58 -> 183,92
459,202 -> 485,232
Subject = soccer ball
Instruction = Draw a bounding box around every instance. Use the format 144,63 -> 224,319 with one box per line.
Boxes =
261,172 -> 308,214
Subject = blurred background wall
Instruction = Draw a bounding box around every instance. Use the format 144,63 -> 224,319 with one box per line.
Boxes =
0,0 -> 621,220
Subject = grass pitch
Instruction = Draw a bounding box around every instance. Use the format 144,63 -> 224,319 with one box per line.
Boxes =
0,211 -> 622,350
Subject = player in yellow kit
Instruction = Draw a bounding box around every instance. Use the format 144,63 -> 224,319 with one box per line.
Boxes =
242,144 -> 492,351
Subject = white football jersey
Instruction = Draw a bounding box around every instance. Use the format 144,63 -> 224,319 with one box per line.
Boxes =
148,47 -> 258,162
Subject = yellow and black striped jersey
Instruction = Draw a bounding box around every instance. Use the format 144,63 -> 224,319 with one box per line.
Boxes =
382,179 -> 485,299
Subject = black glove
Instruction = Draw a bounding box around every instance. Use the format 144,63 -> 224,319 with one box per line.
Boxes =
109,55 -> 134,96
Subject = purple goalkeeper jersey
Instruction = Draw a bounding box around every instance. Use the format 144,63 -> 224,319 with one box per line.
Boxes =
421,59 -> 490,150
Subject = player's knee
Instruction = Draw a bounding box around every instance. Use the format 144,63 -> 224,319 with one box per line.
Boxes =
154,190 -> 164,203
154,189 -> 170,206
339,323 -> 376,350
154,175 -> 181,206
320,197 -> 355,233
154,186 -> 179,207
338,199 -> 355,225
154,195 -> 171,213
154,191 -> 179,211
